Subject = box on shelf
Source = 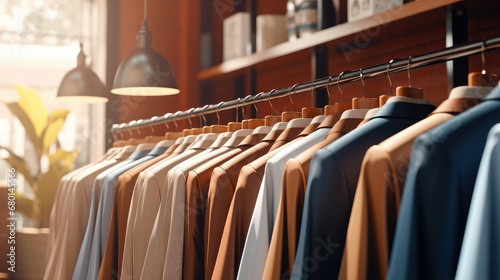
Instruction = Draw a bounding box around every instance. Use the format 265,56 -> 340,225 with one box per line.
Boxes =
223,12 -> 251,61
257,15 -> 287,52
347,0 -> 403,22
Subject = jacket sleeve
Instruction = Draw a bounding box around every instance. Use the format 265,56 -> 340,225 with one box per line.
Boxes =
339,145 -> 399,280
455,124 -> 500,280
291,149 -> 349,279
387,133 -> 464,280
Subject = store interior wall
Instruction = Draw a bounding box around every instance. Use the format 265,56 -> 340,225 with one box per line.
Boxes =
108,0 -> 500,141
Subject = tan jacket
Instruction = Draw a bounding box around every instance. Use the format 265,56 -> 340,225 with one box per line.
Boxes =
183,133 -> 265,280
203,128 -> 288,280
263,117 -> 363,280
211,122 -> 320,280
339,98 -> 481,280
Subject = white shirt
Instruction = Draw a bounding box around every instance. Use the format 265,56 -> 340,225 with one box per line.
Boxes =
237,117 -> 333,280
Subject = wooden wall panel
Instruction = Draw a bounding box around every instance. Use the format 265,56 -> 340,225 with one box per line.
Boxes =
115,0 -> 200,129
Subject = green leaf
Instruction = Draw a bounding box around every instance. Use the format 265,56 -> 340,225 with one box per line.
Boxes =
14,83 -> 48,137
42,109 -> 70,152
0,145 -> 35,186
6,103 -> 43,155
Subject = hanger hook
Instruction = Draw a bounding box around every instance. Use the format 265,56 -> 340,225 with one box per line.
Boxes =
173,111 -> 181,132
289,84 -> 299,112
387,59 -> 394,95
119,123 -> 127,139
481,38 -> 487,74
359,69 -> 365,98
127,121 -> 136,137
111,124 -> 119,141
268,89 -> 276,115
254,92 -> 264,119
337,72 -> 345,102
201,105 -> 209,126
326,76 -> 334,105
236,98 -> 241,122
216,102 -> 224,125
163,113 -> 171,131
310,80 -> 316,107
407,56 -> 412,87
149,116 -> 157,135
187,108 -> 194,129
243,95 -> 252,120
136,120 -> 143,137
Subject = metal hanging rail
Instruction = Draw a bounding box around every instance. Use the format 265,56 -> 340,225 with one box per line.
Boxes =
111,35 -> 500,135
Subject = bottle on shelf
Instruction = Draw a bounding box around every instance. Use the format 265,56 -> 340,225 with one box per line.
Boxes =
295,0 -> 318,37
287,0 -> 299,41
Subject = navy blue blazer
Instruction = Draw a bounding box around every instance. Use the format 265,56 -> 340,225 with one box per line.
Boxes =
387,86 -> 500,280
291,100 -> 435,279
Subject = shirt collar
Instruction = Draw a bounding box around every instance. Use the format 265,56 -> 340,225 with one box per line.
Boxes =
147,146 -> 169,156
327,118 -> 363,137
483,85 -> 500,100
372,100 -> 436,120
128,149 -> 151,160
430,97 -> 481,115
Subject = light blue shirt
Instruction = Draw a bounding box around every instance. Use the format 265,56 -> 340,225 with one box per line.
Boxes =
455,124 -> 500,280
72,148 -> 155,280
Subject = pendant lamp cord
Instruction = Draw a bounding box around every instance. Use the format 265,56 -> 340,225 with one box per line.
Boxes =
144,0 -> 147,21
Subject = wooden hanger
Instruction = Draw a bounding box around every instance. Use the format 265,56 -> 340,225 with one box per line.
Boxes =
324,76 -> 350,115
182,129 -> 192,136
352,69 -> 378,109
468,72 -> 499,86
327,72 -> 353,115
264,90 -> 282,126
281,85 -> 305,122
301,81 -> 324,118
113,140 -> 127,147
191,128 -> 204,135
379,60 -> 394,107
163,112 -> 183,140
228,122 -> 242,131
211,102 -> 228,133
239,95 -> 266,129
165,132 -> 183,140
469,41 -> 500,86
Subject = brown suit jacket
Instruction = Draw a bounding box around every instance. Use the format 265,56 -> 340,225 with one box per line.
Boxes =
339,98 -> 481,280
183,133 -> 265,280
211,122 -> 320,280
97,143 -> 179,280
262,117 -> 363,280
203,127 -> 290,280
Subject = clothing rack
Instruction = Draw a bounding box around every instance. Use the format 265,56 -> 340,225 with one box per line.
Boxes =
111,35 -> 500,136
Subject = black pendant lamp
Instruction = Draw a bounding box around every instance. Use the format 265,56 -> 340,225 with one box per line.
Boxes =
57,43 -> 108,103
111,0 -> 179,96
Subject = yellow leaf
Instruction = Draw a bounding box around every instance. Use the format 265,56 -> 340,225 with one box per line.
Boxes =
14,83 -> 48,137
48,109 -> 70,122
48,148 -> 79,168
37,163 -> 71,227
0,146 -> 35,186
43,110 -> 70,152
6,103 -> 42,154
14,192 -> 36,221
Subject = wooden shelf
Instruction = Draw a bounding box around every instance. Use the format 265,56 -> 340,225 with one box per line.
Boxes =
198,0 -> 462,81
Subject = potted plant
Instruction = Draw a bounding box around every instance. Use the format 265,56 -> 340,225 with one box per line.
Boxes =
0,84 -> 78,279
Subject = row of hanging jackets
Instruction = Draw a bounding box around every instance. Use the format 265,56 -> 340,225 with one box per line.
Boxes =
43,83 -> 500,280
